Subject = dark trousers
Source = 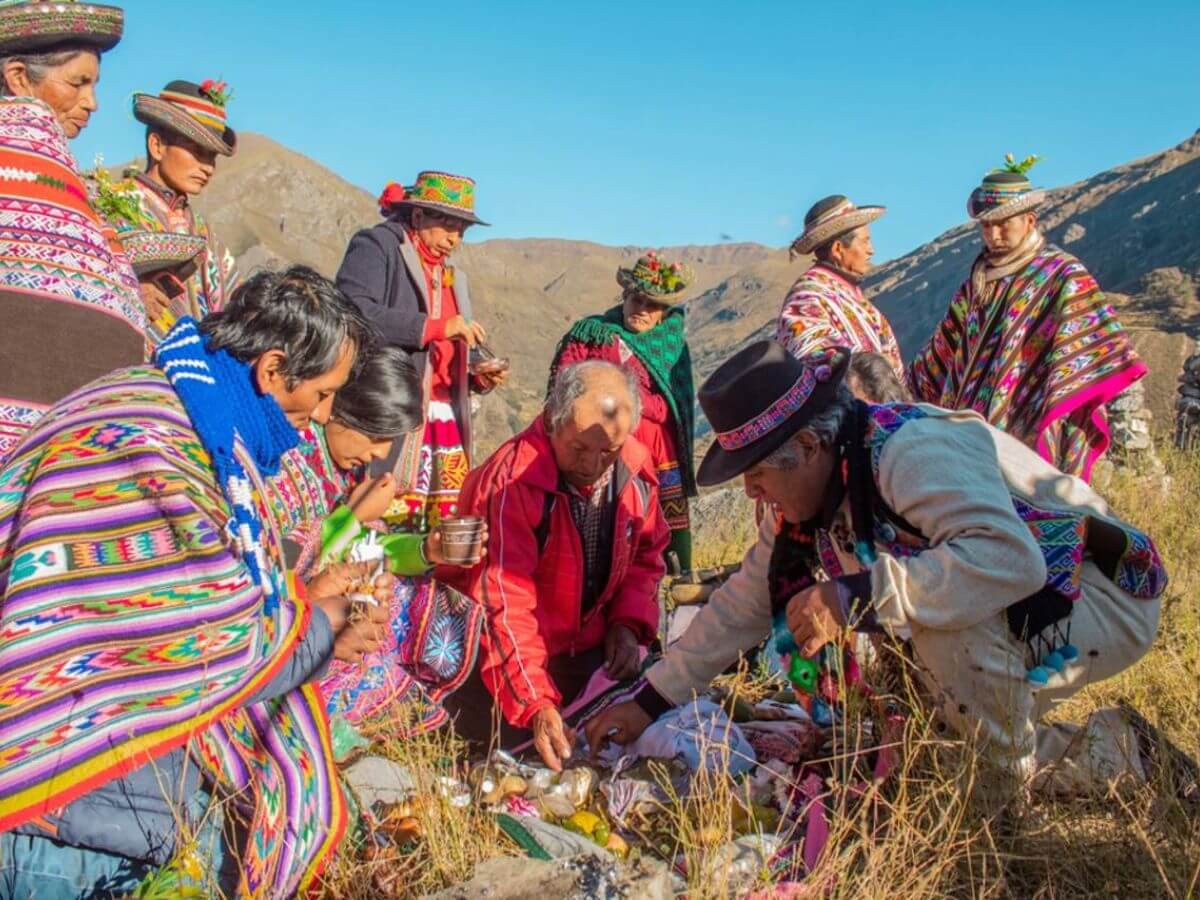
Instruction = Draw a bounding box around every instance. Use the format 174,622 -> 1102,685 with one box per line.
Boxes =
444,646 -> 606,752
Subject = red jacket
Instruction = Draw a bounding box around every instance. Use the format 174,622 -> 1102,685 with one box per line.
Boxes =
455,416 -> 668,728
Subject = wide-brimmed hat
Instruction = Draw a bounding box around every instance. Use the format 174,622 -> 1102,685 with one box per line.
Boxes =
133,79 -> 236,157
377,171 -> 489,226
789,195 -> 885,258
118,230 -> 206,278
697,341 -> 851,486
968,153 -> 1045,222
0,1 -> 123,55
616,250 -> 694,305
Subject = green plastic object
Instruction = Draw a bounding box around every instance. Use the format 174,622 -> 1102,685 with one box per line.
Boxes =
787,654 -> 818,694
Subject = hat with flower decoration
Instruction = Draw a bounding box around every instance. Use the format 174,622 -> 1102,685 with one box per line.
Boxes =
132,79 -> 236,157
0,0 -> 123,55
789,195 -> 886,258
697,340 -> 851,486
616,250 -> 694,305
376,171 -> 488,226
968,153 -> 1045,222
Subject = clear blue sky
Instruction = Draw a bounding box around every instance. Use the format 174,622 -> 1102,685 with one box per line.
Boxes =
75,0 -> 1200,262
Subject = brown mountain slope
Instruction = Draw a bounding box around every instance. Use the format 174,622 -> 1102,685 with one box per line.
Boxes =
193,134 -> 803,453
193,130 -> 1200,451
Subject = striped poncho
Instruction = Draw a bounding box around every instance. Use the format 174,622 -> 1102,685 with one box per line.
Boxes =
908,243 -> 1146,481
0,367 -> 346,895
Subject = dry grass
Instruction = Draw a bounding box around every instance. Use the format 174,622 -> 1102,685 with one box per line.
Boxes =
313,443 -> 1200,898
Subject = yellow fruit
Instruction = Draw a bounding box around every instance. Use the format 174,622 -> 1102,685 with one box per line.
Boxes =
565,810 -> 601,835
605,833 -> 629,858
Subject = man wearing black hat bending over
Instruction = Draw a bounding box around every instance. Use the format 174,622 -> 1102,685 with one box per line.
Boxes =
586,341 -> 1182,796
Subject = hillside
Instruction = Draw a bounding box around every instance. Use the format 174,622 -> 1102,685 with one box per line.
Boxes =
194,136 -> 800,454
194,131 -> 1200,452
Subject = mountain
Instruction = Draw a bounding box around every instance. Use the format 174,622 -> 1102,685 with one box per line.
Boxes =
193,134 -> 800,455
194,131 -> 1200,455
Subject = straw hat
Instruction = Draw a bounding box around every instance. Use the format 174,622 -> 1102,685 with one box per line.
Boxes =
789,195 -> 885,257
968,154 -> 1045,222
133,79 -> 236,157
0,1 -> 123,55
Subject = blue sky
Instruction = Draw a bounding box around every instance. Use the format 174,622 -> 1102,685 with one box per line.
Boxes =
76,0 -> 1200,261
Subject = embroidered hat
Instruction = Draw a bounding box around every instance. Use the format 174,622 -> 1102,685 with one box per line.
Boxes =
697,341 -> 851,486
132,79 -> 236,157
0,1 -> 123,55
968,153 -> 1045,222
616,250 -> 694,305
789,195 -> 885,258
118,230 -> 206,278
378,171 -> 489,226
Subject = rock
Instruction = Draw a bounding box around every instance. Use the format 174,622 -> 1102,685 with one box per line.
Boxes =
1177,347 -> 1200,451
342,755 -> 414,812
427,854 -> 674,900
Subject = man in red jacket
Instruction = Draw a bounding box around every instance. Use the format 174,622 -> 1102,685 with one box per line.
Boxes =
446,360 -> 669,770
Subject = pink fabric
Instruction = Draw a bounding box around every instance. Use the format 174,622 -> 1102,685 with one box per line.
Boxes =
1033,360 -> 1148,482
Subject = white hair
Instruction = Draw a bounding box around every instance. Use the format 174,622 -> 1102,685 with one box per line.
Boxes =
758,385 -> 855,470
547,360 -> 642,433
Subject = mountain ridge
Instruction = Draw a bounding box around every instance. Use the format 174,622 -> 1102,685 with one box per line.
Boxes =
193,129 -> 1200,454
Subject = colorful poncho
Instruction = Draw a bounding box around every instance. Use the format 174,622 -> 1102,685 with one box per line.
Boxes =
552,306 -> 696,496
908,239 -> 1146,481
0,98 -> 144,462
775,263 -> 904,382
0,363 -> 346,895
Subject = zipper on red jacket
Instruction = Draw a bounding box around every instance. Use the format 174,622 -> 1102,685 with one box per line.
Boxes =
571,473 -> 641,653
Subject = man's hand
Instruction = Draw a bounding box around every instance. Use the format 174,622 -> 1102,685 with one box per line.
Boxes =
444,315 -> 487,348
604,624 -> 640,681
583,701 -> 651,761
308,562 -> 393,631
139,281 -> 171,322
474,367 -> 509,392
348,473 -> 395,523
785,581 -> 847,658
332,595 -> 392,662
531,706 -> 575,772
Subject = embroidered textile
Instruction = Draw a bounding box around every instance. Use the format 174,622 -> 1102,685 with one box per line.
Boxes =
0,367 -> 345,894
908,244 -> 1146,480
0,98 -> 143,461
776,264 -> 904,382
385,399 -> 467,531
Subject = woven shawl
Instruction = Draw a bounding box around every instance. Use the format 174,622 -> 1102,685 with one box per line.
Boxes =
908,245 -> 1147,481
0,98 -> 144,461
553,306 -> 696,495
0,366 -> 346,894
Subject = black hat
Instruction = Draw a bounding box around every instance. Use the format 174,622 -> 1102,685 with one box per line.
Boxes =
697,341 -> 850,486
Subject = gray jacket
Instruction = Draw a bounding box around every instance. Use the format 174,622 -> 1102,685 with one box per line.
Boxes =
335,221 -> 476,460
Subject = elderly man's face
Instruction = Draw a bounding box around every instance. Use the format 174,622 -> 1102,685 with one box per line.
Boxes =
741,432 -> 835,523
832,226 -> 875,277
550,403 -> 633,489
980,212 -> 1036,255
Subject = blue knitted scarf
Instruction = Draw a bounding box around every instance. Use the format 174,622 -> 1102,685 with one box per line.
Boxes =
155,317 -> 299,612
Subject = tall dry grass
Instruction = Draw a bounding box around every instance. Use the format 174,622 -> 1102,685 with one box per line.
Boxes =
314,445 -> 1200,898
